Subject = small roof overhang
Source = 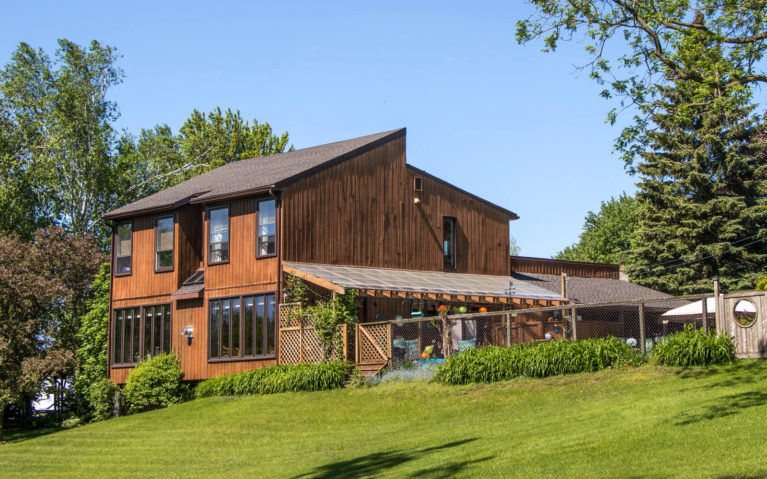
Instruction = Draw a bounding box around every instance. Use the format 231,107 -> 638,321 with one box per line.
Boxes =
282,262 -> 567,305
172,270 -> 204,300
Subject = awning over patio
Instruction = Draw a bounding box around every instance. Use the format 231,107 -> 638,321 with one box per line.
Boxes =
282,261 -> 567,305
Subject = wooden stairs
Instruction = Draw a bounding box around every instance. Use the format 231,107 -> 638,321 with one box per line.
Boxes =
344,362 -> 388,386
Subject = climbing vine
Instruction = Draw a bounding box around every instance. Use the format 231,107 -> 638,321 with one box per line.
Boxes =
284,275 -> 358,359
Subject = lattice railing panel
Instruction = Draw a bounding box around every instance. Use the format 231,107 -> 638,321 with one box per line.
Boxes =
278,325 -> 343,365
279,302 -> 303,328
358,323 -> 390,363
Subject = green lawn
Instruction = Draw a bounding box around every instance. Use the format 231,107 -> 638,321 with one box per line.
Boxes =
3,362 -> 767,478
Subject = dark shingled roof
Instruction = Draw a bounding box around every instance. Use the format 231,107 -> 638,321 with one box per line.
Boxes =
104,128 -> 406,220
511,272 -> 672,304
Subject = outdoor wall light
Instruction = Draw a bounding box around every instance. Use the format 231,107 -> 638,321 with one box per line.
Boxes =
181,326 -> 194,340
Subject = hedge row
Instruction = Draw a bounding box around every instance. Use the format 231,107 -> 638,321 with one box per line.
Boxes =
195,361 -> 352,398
435,337 -> 642,385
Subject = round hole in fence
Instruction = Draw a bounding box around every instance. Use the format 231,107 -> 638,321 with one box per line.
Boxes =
733,299 -> 757,328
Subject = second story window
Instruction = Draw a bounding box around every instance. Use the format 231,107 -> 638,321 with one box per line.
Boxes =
257,199 -> 276,257
115,221 -> 132,275
443,216 -> 456,269
155,215 -> 174,271
208,206 -> 229,264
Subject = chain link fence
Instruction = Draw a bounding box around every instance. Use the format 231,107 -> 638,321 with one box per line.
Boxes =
388,295 -> 716,361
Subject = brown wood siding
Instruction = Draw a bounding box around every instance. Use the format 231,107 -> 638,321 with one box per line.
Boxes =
112,215 -> 177,301
510,256 -> 619,279
281,136 -> 511,275
204,197 -> 279,292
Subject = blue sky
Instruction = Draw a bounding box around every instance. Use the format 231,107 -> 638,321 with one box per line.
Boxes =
1,1 -> 640,258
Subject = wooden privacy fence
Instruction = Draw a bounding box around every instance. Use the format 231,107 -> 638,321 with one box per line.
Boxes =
278,302 -> 349,364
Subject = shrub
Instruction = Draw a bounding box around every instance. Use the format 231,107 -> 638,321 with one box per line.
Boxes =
652,327 -> 735,366
195,361 -> 351,398
435,337 -> 643,385
88,377 -> 120,421
123,354 -> 187,413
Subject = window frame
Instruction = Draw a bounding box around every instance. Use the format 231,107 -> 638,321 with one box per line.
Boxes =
208,292 -> 277,362
207,205 -> 230,266
443,216 -> 457,270
154,214 -> 175,273
114,220 -> 133,277
112,303 -> 172,368
414,176 -> 423,191
256,198 -> 278,259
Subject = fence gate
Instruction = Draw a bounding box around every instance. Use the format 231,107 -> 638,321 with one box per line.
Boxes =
356,322 -> 391,364
720,290 -> 767,359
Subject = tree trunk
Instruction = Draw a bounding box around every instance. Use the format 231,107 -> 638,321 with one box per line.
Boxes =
441,316 -> 454,359
0,404 -> 5,443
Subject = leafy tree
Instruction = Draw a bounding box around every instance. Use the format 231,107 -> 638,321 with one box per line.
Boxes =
73,263 -> 110,420
510,234 -> 521,256
516,1 -> 767,168
117,107 -> 291,197
0,228 -> 102,440
756,276 -> 767,290
0,40 -> 126,242
556,193 -> 638,264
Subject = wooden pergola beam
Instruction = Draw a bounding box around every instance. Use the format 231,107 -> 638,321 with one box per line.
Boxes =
283,264 -> 345,295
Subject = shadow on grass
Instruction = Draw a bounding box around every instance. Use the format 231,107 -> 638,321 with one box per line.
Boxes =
674,360 -> 767,390
2,427 -> 62,444
713,474 -> 767,479
293,438 -> 488,478
673,389 -> 767,425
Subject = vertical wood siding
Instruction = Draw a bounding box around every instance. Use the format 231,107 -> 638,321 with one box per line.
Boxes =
281,136 -> 511,275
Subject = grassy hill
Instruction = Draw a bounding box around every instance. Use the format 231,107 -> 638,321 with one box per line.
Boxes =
2,362 -> 767,478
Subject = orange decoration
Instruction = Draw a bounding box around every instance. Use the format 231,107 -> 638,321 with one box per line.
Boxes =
479,307 -> 488,313
420,352 -> 430,360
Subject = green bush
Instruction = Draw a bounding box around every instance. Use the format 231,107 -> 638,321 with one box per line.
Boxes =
88,377 -> 119,421
435,337 -> 643,385
123,354 -> 187,413
195,361 -> 351,398
652,327 -> 735,366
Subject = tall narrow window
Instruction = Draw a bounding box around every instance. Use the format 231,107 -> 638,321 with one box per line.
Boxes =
112,305 -> 171,366
208,206 -> 229,264
443,217 -> 456,269
115,221 -> 132,275
208,293 -> 276,360
155,215 -> 174,271
257,199 -> 276,257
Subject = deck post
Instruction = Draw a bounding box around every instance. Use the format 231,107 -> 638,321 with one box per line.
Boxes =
570,305 -> 577,341
639,303 -> 646,354
713,277 -> 721,331
505,312 -> 512,347
299,318 -> 305,364
702,295 -> 708,333
341,323 -> 348,361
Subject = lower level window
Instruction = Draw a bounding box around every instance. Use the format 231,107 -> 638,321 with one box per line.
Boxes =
113,304 -> 171,365
209,293 -> 275,360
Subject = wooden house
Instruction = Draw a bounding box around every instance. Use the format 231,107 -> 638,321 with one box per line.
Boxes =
104,128 -> 564,382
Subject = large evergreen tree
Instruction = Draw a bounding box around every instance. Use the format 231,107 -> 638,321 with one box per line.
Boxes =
629,82 -> 767,294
